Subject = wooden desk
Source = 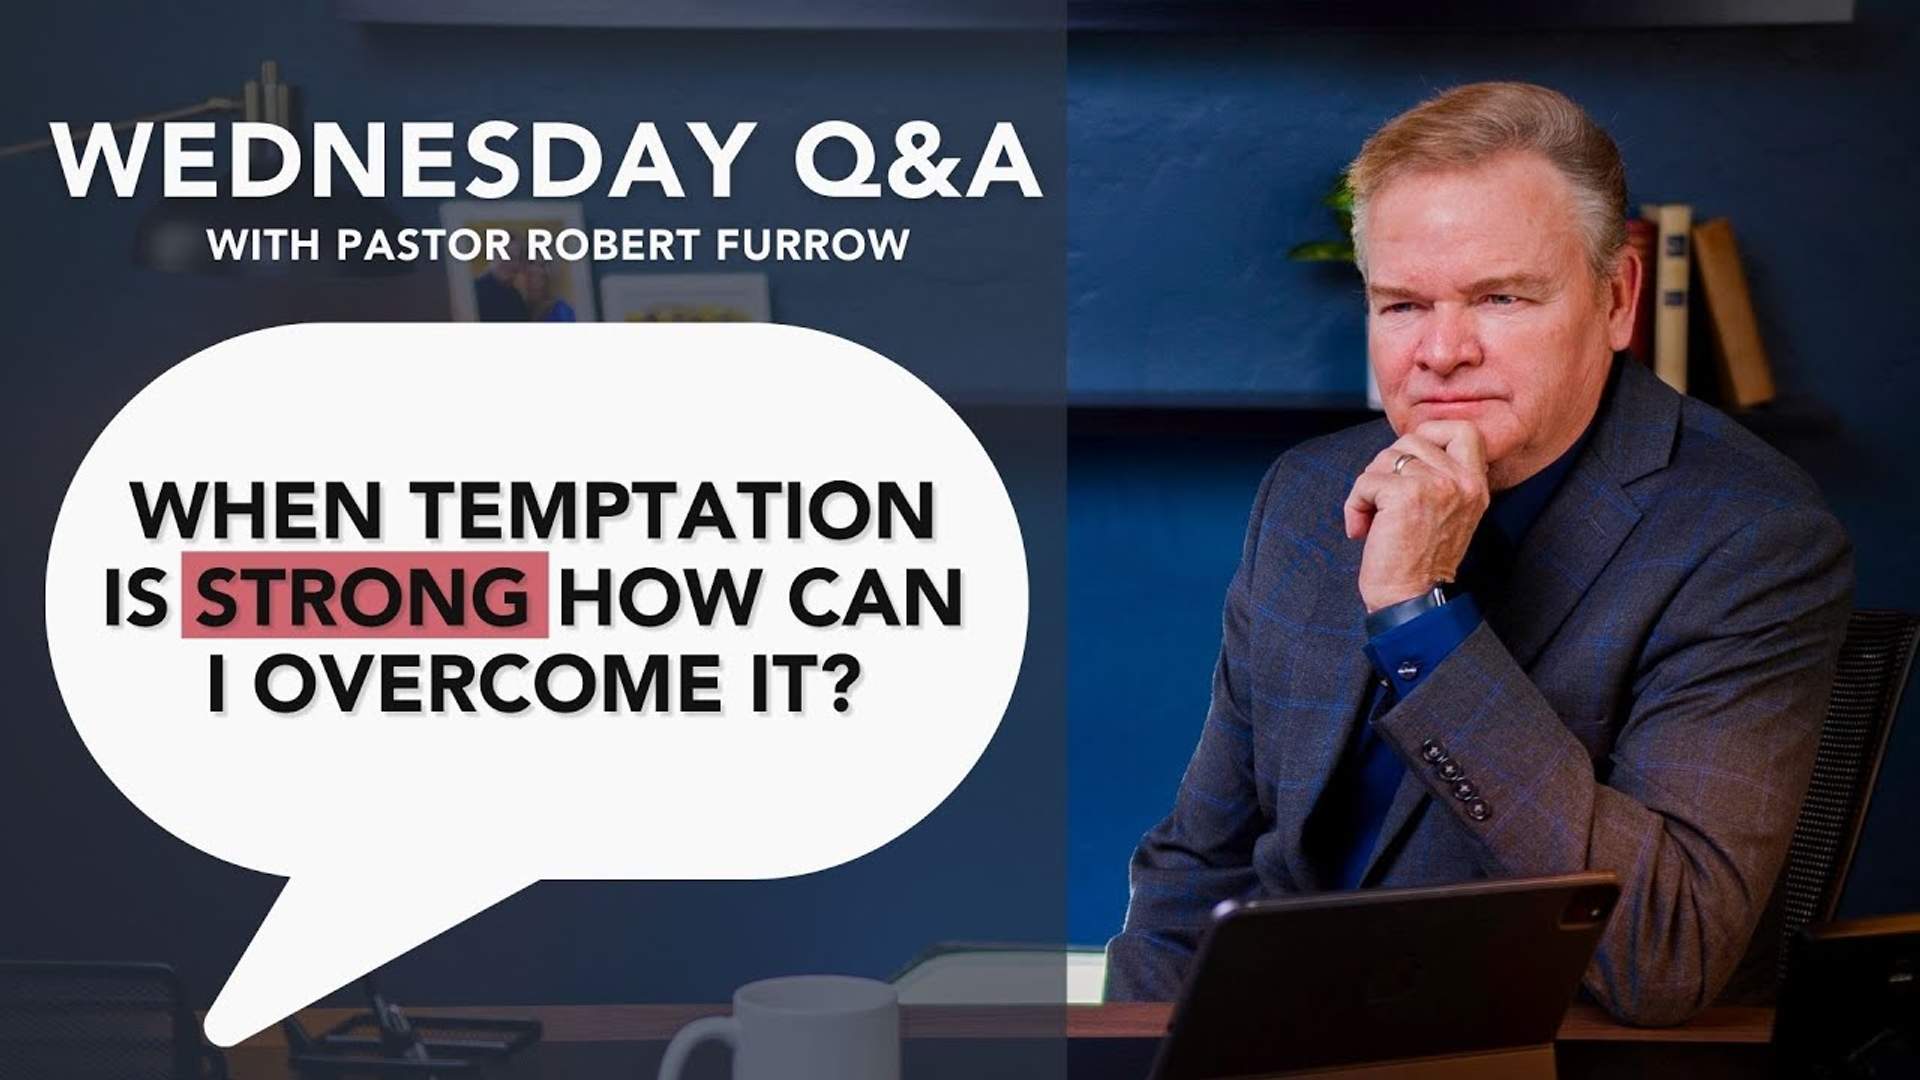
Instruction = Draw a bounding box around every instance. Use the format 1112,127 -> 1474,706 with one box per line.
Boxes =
1065,1003 -> 1773,1044
230,1002 -> 1773,1078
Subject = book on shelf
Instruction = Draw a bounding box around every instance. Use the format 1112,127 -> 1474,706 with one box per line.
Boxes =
1624,217 -> 1658,366
1647,203 -> 1694,393
1691,217 -> 1777,410
889,943 -> 1109,1005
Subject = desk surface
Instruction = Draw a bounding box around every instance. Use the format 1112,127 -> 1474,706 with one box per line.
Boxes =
229,1004 -> 1774,1080
244,1001 -> 1774,1046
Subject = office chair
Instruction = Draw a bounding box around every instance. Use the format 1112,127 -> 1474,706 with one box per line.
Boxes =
1723,609 -> 1920,1002
1772,911 -> 1920,1076
0,960 -> 226,1079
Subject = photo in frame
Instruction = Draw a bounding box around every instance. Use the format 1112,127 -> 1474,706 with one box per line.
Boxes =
439,200 -> 596,323
599,272 -> 772,323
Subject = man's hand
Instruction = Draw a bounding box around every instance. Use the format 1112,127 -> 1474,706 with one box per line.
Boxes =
1344,420 -> 1491,612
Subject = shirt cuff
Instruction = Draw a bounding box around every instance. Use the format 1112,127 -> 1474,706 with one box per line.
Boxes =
1363,593 -> 1483,697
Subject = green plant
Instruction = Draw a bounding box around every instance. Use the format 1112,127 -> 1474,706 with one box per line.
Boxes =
1288,172 -> 1356,264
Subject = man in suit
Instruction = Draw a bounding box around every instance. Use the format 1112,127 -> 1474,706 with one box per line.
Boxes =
1104,82 -> 1853,1026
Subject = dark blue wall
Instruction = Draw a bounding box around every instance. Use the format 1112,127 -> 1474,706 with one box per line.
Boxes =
1067,3 -> 1920,946
4,0 -> 1916,1002
0,4 -> 1067,1010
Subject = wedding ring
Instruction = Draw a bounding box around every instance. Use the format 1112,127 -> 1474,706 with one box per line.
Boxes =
1392,452 -> 1416,475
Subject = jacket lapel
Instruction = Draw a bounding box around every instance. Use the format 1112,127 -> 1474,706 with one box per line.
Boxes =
1360,770 -> 1430,887
1487,359 -> 1674,669
1354,358 -> 1677,886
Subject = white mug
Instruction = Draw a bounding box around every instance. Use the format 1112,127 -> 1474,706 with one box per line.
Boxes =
657,975 -> 900,1080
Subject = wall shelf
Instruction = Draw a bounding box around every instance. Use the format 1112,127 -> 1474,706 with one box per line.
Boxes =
332,0 -> 1854,30
1726,394 -> 1843,442
1068,0 -> 1855,31
1062,390 -> 1840,449
1069,392 -> 1376,439
331,0 -> 1057,29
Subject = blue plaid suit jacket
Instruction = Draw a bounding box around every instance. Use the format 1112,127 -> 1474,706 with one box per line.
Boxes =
1105,358 -> 1854,1025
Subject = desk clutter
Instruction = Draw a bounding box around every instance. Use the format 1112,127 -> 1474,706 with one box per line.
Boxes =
3,899 -> 1917,1078
279,976 -> 541,1078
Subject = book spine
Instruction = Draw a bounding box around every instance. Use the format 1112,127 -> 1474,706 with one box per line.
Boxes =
1692,217 -> 1777,409
1625,217 -> 1658,366
1652,204 -> 1693,393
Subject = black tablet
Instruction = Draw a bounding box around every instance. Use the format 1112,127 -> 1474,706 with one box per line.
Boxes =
1149,872 -> 1620,1080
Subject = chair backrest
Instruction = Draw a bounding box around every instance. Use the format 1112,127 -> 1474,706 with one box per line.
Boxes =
0,961 -> 221,1079
1725,609 -> 1920,1001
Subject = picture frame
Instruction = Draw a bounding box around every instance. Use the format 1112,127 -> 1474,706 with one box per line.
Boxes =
598,272 -> 772,323
439,199 -> 597,322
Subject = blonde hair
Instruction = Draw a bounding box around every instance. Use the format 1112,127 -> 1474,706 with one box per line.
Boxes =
1347,82 -> 1627,282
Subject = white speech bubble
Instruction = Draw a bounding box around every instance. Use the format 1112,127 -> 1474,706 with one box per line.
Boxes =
43,323 -> 1028,1047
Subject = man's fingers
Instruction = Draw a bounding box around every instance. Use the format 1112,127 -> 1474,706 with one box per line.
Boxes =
1352,424 -> 1491,542
1345,471 -> 1387,539
1411,419 -> 1488,474
1409,418 -> 1476,448
1379,435 -> 1453,479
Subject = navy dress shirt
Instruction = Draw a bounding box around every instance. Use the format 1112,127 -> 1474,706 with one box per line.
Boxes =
1306,424 -> 1594,889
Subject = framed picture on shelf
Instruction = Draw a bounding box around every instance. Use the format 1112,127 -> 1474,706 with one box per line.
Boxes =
598,272 -> 772,323
439,200 -> 596,322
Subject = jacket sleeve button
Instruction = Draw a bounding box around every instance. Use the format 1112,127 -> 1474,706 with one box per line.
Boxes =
1466,798 -> 1491,821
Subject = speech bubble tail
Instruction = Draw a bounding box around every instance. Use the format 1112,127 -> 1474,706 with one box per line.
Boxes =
202,870 -> 533,1048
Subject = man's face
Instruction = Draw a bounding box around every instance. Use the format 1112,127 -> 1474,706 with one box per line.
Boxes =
1362,151 -> 1636,489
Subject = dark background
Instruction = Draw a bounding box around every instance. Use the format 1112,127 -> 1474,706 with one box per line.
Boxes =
1068,0 -> 1920,944
0,3 -> 1067,1010
2,0 -> 1915,1017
